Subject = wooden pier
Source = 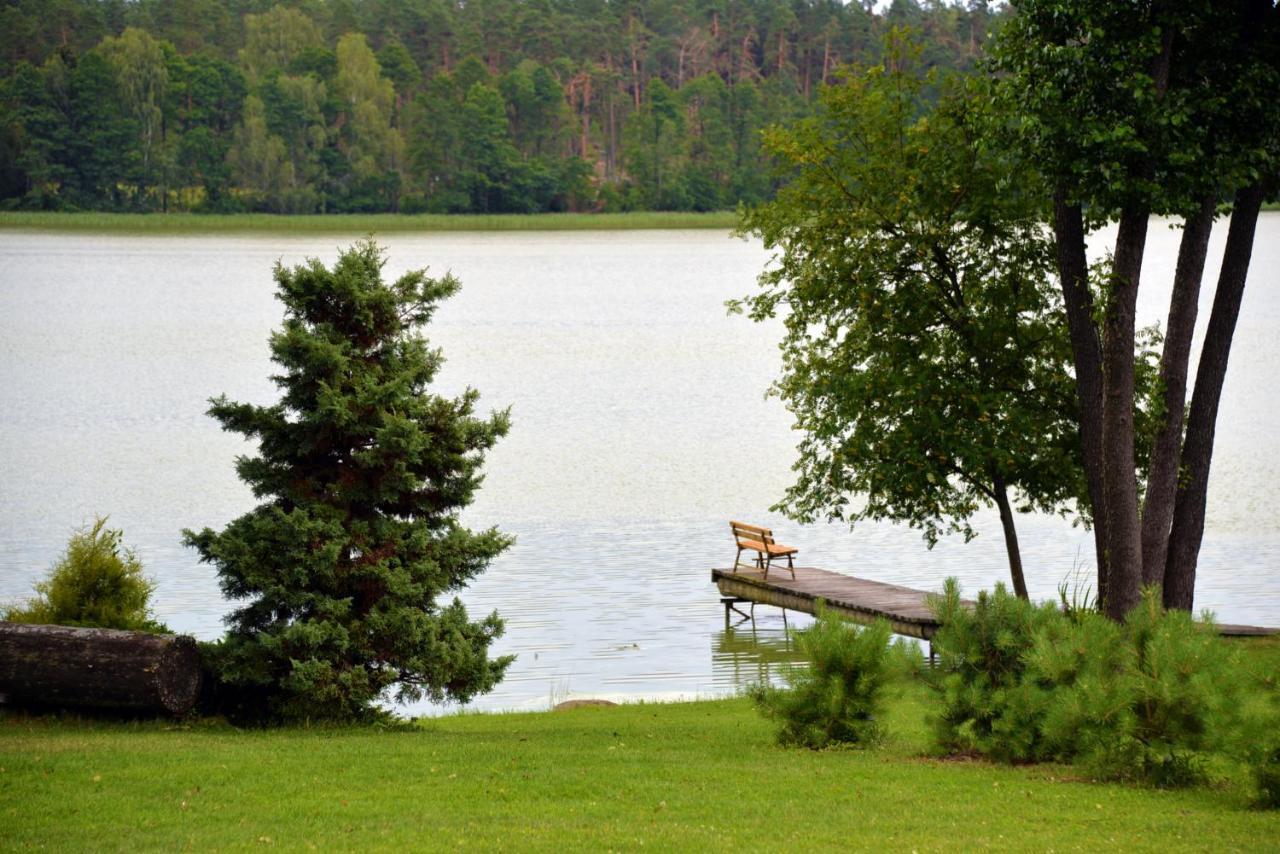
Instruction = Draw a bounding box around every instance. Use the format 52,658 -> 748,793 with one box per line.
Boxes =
711,565 -> 1278,639
712,566 -> 951,640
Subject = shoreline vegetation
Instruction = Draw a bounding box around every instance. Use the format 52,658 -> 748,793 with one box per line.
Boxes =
3,208 -> 1273,236
0,210 -> 740,234
3,645 -> 1278,850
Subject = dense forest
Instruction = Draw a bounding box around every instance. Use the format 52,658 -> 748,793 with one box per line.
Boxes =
0,1 -> 1001,214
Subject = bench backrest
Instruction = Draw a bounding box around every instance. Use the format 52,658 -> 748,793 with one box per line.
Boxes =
730,520 -> 774,547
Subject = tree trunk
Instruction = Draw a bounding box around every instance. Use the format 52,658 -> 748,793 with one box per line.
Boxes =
1052,192 -> 1110,606
1139,193 -> 1216,583
1099,204 -> 1150,619
992,473 -> 1029,600
0,622 -> 201,716
1163,182 -> 1266,610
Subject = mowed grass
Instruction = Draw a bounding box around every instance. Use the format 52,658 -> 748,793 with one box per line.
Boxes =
3,679 -> 1277,852
0,210 -> 739,234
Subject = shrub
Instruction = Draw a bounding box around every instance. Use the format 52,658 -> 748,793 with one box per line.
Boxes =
750,604 -> 910,749
1034,592 -> 1273,786
926,579 -> 1061,762
2,517 -> 166,632
931,580 -> 1275,789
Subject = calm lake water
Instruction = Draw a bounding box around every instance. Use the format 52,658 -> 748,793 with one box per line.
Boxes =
1,219 -> 1278,713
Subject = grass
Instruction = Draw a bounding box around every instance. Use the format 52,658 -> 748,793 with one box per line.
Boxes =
0,210 -> 740,234
3,676 -> 1277,852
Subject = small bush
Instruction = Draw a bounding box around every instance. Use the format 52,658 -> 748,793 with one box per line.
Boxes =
750,604 -> 911,749
2,517 -> 166,632
926,579 -> 1062,762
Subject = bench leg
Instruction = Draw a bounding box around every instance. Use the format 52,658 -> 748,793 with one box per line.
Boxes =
732,546 -> 742,573
762,553 -> 770,581
787,552 -> 795,580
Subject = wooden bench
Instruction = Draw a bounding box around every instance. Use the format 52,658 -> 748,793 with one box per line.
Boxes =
729,520 -> 797,580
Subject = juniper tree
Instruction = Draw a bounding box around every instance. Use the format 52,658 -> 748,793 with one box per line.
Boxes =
184,240 -> 512,722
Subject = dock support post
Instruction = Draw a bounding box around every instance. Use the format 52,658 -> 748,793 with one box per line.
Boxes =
722,597 -> 753,626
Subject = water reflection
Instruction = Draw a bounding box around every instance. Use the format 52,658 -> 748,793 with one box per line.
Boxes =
711,614 -> 810,693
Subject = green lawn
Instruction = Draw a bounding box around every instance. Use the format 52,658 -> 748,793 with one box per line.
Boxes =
3,678 -> 1275,852
0,210 -> 740,234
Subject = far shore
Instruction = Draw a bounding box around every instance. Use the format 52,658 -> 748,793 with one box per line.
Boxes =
0,210 -> 740,234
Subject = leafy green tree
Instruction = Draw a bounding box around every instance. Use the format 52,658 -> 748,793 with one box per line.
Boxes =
227,94 -> 297,213
333,32 -> 403,210
457,81 -> 522,212
405,72 -> 466,212
260,72 -> 329,211
184,241 -> 512,722
238,6 -> 324,84
66,49 -> 136,208
736,38 -> 1088,596
98,27 -> 170,207
376,39 -> 421,109
994,0 -> 1280,616
623,76 -> 685,209
679,72 -> 733,210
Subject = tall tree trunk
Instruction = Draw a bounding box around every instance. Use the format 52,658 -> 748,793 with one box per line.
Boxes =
1100,204 -> 1150,619
992,472 -> 1029,600
1163,182 -> 1266,610
1139,193 -> 1216,583
1095,21 -> 1174,620
1052,192 -> 1110,606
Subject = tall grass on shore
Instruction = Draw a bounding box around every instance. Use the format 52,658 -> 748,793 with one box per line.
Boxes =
0,210 -> 739,234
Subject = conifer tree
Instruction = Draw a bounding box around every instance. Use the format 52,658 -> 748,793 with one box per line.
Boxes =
185,240 -> 512,721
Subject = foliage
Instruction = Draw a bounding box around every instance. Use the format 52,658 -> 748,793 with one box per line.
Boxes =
750,605 -> 914,749
0,0 -> 1006,214
737,31 -> 1085,595
991,0 -> 1280,617
2,517 -> 166,632
183,240 -> 512,723
926,578 -> 1062,762
931,581 -> 1279,788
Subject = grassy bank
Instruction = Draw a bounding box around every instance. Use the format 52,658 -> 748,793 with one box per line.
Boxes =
3,676 -> 1276,851
0,210 -> 740,234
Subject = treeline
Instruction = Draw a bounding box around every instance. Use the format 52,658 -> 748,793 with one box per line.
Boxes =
0,0 -> 1001,214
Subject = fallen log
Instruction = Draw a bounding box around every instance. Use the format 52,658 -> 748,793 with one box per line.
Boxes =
0,622 -> 201,716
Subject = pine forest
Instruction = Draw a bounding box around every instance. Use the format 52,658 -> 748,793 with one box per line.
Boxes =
0,0 -> 1000,214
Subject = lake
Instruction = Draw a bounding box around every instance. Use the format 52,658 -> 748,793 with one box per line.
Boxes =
1,219 -> 1277,713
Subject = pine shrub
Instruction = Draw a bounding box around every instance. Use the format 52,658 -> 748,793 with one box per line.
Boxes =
931,581 -> 1276,789
750,605 -> 910,749
2,518 -> 166,632
926,578 -> 1061,762
184,241 -> 512,723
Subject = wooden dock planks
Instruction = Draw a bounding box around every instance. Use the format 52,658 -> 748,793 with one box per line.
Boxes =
712,565 -> 951,640
711,565 -> 1279,640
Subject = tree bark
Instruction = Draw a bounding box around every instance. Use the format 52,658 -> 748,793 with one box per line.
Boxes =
0,622 -> 201,716
992,473 -> 1029,600
1099,204 -> 1150,619
1139,193 -> 1216,584
1052,192 -> 1110,606
1163,182 -> 1266,610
